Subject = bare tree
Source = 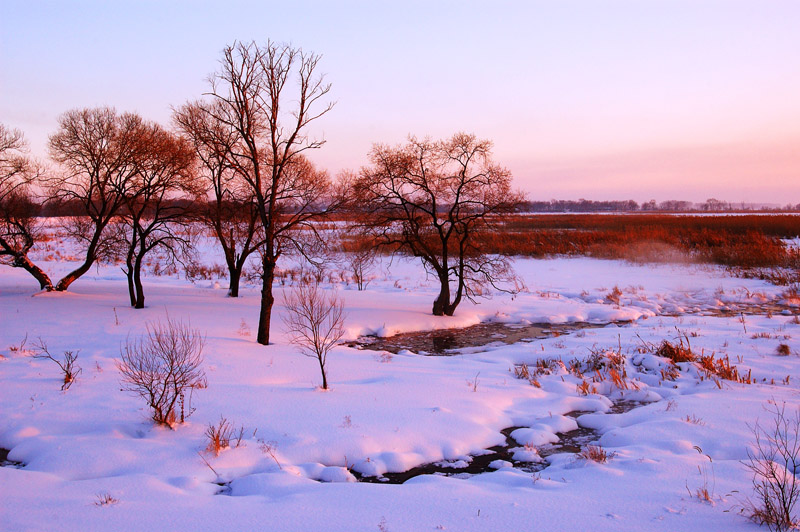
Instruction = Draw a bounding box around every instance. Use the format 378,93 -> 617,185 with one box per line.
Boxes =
117,121 -> 196,308
282,280 -> 346,390
348,246 -> 376,291
118,317 -> 205,426
0,124 -> 52,289
173,100 -> 263,297
355,133 -> 525,316
48,107 -> 146,291
196,40 -> 338,345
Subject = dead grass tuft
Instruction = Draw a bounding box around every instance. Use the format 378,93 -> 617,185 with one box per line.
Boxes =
656,339 -> 695,363
699,353 -> 751,384
94,492 -> 119,506
205,416 -> 245,456
577,444 -> 615,463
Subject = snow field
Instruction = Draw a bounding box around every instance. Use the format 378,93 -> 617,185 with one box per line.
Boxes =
1,247 -> 799,531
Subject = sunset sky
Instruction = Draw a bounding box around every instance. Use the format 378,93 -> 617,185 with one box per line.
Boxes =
2,0 -> 799,204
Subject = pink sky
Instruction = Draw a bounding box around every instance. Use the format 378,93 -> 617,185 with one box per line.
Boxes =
2,0 -> 799,204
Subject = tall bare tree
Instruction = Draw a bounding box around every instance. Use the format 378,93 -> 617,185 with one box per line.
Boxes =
118,121 -> 196,308
196,40 -> 336,345
173,100 -> 262,297
355,133 -> 525,316
48,108 -> 146,291
0,124 -> 52,289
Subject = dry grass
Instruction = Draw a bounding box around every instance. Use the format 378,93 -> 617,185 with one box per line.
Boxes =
339,214 -> 800,272
699,353 -> 752,384
687,445 -> 716,504
482,214 -> 800,270
656,339 -> 695,363
512,363 -> 542,388
94,492 -> 119,506
577,444 -> 614,463
576,380 -> 596,396
205,416 -> 244,456
660,365 -> 681,381
684,414 -> 706,426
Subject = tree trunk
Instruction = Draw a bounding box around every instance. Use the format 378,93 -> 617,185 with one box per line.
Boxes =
55,229 -> 103,291
133,252 -> 145,309
12,253 -> 54,290
432,272 -> 450,316
319,356 -> 328,390
256,256 -> 276,345
55,260 -> 94,291
125,269 -> 136,306
444,277 -> 464,316
228,263 -> 241,298
125,246 -> 136,307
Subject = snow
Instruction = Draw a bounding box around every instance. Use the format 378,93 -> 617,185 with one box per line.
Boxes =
2,237 -> 800,531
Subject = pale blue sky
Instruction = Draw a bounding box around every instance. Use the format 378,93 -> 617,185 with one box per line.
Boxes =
2,1 -> 799,203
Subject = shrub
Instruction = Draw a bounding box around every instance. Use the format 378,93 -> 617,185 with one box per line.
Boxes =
31,339 -> 81,391
118,317 -> 205,426
743,401 -> 800,531
577,444 -> 614,463
205,416 -> 244,456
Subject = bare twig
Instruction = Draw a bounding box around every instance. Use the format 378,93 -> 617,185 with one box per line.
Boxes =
31,338 -> 81,390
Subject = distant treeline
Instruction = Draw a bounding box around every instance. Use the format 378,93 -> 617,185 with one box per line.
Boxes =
38,198 -> 197,217
519,198 -> 799,213
37,197 -> 799,217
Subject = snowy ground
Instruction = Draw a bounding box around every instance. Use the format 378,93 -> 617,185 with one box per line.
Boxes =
2,239 -> 800,531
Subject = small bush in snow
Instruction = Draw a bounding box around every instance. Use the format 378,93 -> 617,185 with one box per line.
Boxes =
204,416 -> 244,456
577,444 -> 614,463
743,400 -> 800,531
118,317 -> 205,426
31,339 -> 81,391
94,492 -> 119,506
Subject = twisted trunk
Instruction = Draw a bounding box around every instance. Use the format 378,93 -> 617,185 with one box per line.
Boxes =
12,253 -> 53,290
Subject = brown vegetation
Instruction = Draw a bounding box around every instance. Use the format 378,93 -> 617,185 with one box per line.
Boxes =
337,213 -> 800,272
480,214 -> 800,269
577,444 -> 614,463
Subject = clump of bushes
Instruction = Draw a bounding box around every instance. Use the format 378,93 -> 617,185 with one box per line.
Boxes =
118,317 -> 205,426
